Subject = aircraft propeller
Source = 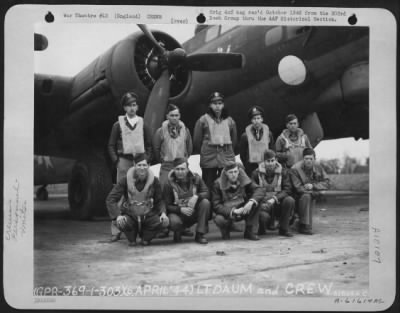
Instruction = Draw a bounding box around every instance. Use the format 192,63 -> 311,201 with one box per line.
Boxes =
137,24 -> 244,135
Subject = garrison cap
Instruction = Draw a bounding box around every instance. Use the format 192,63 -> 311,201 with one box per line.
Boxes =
172,157 -> 188,168
224,162 -> 238,172
167,103 -> 179,113
133,153 -> 147,165
303,147 -> 316,157
248,106 -> 264,120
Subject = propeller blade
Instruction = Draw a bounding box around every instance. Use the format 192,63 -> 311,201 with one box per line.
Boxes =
185,53 -> 244,71
137,24 -> 165,54
143,69 -> 170,136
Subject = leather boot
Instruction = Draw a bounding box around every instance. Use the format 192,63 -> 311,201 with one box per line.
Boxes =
173,231 -> 182,243
279,228 -> 293,237
218,226 -> 230,240
244,227 -> 259,241
195,232 -> 208,244
299,223 -> 313,235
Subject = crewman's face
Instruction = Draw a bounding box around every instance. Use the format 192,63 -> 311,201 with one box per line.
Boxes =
303,155 -> 315,169
251,115 -> 263,127
264,157 -> 276,170
174,163 -> 189,180
124,100 -> 138,117
286,119 -> 299,132
210,99 -> 224,115
225,167 -> 239,183
167,109 -> 181,125
135,160 -> 149,178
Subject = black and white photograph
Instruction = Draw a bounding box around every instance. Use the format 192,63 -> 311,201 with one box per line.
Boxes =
3,5 -> 397,311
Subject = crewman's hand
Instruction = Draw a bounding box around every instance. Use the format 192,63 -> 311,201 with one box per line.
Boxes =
233,207 -> 244,215
180,206 -> 194,216
304,183 -> 313,191
187,195 -> 199,209
267,198 -> 275,205
116,215 -> 128,230
242,202 -> 254,215
160,212 -> 169,227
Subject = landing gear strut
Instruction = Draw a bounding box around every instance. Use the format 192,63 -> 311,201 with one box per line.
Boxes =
68,158 -> 113,220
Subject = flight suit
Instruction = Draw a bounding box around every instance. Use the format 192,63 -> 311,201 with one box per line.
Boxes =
153,120 -> 193,189
212,166 -> 264,237
106,168 -> 167,243
163,170 -> 210,237
239,124 -> 275,176
251,162 -> 295,234
275,128 -> 311,168
289,160 -> 330,231
193,109 -> 237,190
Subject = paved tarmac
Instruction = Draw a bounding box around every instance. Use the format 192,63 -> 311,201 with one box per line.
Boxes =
34,194 -> 369,297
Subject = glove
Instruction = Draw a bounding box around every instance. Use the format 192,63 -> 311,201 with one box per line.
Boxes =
116,215 -> 128,230
187,195 -> 199,209
242,202 -> 253,215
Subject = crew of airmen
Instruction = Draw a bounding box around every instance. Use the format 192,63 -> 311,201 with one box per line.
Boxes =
106,91 -> 330,246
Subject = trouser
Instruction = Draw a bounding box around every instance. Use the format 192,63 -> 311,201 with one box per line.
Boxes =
201,167 -> 223,191
117,157 -> 134,181
259,196 -> 295,232
214,204 -> 260,234
168,199 -> 210,234
244,162 -> 258,177
111,157 -> 134,237
116,214 -> 167,242
298,193 -> 314,227
158,162 -> 174,191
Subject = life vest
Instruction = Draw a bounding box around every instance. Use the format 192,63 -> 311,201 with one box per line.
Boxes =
281,129 -> 307,167
168,171 -> 199,207
125,167 -> 154,218
160,120 -> 187,162
245,124 -> 270,163
203,114 -> 232,145
257,162 -> 282,199
118,116 -> 145,155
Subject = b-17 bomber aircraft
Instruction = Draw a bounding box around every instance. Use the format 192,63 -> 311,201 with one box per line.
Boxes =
34,24 -> 369,219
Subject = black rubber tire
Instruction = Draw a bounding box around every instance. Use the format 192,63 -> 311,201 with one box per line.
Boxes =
36,186 -> 49,201
68,159 -> 113,220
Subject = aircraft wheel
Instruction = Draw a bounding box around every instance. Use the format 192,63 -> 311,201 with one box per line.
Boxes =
68,159 -> 113,220
36,186 -> 49,201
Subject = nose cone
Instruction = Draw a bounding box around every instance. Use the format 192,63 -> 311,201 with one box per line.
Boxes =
168,48 -> 187,68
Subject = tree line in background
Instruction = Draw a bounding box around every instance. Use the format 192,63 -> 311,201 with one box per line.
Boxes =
319,156 -> 369,175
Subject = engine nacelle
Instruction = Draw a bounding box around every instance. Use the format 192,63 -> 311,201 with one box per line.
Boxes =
68,30 -> 191,115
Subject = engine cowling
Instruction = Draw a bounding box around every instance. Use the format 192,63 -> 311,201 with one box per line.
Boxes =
69,30 -> 191,115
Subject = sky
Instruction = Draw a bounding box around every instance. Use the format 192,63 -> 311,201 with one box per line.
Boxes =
34,23 -> 369,163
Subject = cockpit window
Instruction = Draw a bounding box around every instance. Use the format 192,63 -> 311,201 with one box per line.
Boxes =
265,27 -> 283,46
220,25 -> 236,35
205,25 -> 220,42
286,26 -> 312,39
